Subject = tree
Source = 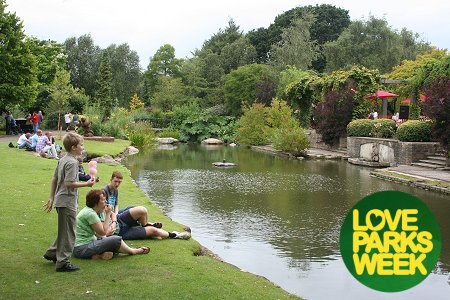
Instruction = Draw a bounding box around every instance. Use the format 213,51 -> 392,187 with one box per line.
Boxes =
48,68 -> 73,133
422,77 -> 450,155
143,44 -> 182,101
200,19 -> 242,55
0,0 -> 38,110
105,43 -> 141,107
150,77 -> 187,111
270,14 -> 320,71
220,37 -> 257,74
64,34 -> 101,98
323,16 -> 432,73
96,52 -> 114,120
236,103 -> 269,146
129,93 -> 144,111
247,4 -> 350,71
223,64 -> 276,116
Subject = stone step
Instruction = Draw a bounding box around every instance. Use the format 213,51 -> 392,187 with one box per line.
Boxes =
411,162 -> 442,169
419,159 -> 447,166
428,156 -> 447,161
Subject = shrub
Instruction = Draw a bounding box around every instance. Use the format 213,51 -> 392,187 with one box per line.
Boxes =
236,103 -> 269,146
272,126 -> 309,155
347,119 -> 396,138
158,125 -> 181,140
396,120 -> 431,142
127,121 -> 156,148
347,119 -> 373,137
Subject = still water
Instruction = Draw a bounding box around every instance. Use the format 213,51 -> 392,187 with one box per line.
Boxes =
125,144 -> 450,300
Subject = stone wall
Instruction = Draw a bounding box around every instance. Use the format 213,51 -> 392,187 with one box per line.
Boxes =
347,137 -> 442,166
306,129 -> 347,151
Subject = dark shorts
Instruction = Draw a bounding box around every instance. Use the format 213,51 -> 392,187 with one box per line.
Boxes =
73,235 -> 122,259
117,206 -> 147,240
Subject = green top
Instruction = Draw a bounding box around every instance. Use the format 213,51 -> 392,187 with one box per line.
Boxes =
99,211 -> 120,235
75,206 -> 100,247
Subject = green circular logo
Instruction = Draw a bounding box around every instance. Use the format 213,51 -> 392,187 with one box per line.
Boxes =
340,191 -> 441,292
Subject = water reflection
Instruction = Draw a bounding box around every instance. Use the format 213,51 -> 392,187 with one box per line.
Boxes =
125,144 -> 450,299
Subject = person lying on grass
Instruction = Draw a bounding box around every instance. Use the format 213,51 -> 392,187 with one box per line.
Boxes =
102,171 -> 191,240
72,189 -> 150,260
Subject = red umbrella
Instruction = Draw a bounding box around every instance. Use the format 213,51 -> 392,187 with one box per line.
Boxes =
368,90 -> 399,100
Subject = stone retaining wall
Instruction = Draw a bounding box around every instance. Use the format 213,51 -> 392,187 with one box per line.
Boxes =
306,129 -> 347,151
347,137 -> 442,166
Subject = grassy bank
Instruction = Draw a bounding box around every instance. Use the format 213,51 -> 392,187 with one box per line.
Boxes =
0,140 -> 297,299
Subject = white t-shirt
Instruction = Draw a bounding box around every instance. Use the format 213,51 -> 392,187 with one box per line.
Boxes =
64,113 -> 71,123
373,111 -> 378,119
17,134 -> 29,146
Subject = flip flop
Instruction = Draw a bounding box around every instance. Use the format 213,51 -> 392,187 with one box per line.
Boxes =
138,246 -> 150,254
143,222 -> 163,229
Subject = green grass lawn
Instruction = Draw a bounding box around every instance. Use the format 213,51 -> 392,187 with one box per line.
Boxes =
0,141 -> 297,299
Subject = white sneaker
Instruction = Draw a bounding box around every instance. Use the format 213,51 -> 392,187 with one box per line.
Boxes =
173,231 -> 191,240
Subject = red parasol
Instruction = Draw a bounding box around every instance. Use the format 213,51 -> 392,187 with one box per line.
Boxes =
368,90 -> 399,100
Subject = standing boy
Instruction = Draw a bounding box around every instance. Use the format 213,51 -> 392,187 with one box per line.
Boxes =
43,132 -> 95,272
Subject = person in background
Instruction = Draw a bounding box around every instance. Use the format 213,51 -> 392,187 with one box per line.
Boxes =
72,112 -> 80,131
36,131 -> 59,159
17,132 -> 32,149
77,157 -> 99,182
4,112 -> 12,135
38,111 -> 43,129
31,111 -> 40,133
30,130 -> 42,151
64,112 -> 72,132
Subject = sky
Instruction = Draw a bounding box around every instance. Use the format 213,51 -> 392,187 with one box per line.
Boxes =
6,0 -> 450,68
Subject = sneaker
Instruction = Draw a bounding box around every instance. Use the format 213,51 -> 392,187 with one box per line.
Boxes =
43,254 -> 57,263
173,231 -> 191,240
92,252 -> 113,260
56,263 -> 80,272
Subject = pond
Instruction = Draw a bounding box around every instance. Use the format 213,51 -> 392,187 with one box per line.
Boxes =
125,144 -> 450,300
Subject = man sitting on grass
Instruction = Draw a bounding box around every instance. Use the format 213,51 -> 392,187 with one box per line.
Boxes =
102,171 -> 191,240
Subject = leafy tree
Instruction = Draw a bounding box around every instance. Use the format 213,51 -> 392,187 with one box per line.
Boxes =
422,77 -> 450,154
180,57 -> 209,100
150,77 -> 187,111
47,68 -> 73,131
105,43 -> 141,107
223,64 -> 276,116
270,14 -> 319,71
143,44 -> 182,101
247,4 -> 350,71
64,34 -> 101,98
0,0 -> 38,110
388,49 -> 447,100
220,37 -> 257,74
96,52 -> 114,120
324,16 -> 431,73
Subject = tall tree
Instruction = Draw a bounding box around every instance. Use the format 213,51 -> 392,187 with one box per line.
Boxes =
48,68 -> 73,133
223,64 -> 276,116
270,14 -> 320,71
247,4 -> 350,71
0,0 -> 37,110
200,19 -> 242,55
220,37 -> 257,74
323,16 -> 432,73
96,52 -> 114,120
105,43 -> 141,107
64,34 -> 101,98
143,44 -> 182,101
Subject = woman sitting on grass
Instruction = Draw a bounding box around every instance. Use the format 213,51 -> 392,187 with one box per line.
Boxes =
73,189 -> 150,260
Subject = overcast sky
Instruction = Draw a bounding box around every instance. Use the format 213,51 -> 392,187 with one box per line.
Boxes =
7,0 -> 450,68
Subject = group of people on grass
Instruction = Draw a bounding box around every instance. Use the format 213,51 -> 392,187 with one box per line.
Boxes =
14,130 -> 59,159
42,132 -> 191,272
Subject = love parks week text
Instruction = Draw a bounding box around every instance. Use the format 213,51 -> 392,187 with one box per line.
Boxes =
352,209 -> 433,276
